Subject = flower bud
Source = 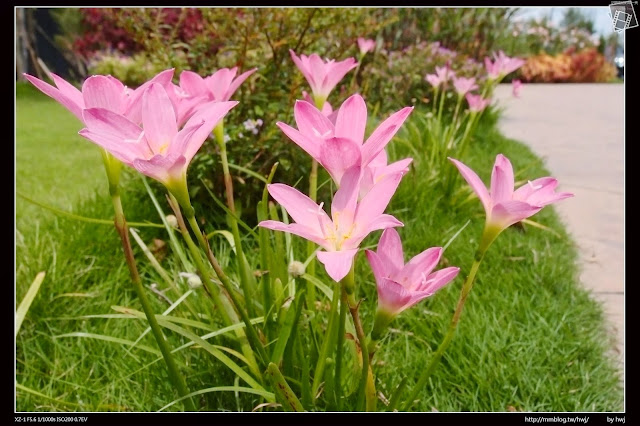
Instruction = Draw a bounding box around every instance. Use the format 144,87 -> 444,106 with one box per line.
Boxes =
165,214 -> 178,229
288,260 -> 306,277
179,272 -> 202,289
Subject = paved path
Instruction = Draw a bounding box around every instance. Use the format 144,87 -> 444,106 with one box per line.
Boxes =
493,83 -> 624,381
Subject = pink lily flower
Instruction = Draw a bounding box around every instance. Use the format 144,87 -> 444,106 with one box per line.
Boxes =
357,37 -> 376,55
178,67 -> 257,102
289,50 -> 358,106
78,83 -> 237,206
424,73 -> 442,88
259,166 -> 405,282
366,228 -> 459,318
484,51 -> 525,80
277,94 -> 413,186
425,65 -> 455,88
465,93 -> 491,113
23,69 -> 174,124
452,76 -> 479,96
448,154 -> 573,234
512,79 -> 522,98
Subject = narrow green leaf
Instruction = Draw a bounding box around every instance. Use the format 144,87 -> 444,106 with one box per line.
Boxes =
158,385 -> 275,412
17,192 -> 163,228
205,230 -> 236,254
15,271 -> 45,337
227,163 -> 268,183
53,332 -> 161,356
266,362 -> 304,412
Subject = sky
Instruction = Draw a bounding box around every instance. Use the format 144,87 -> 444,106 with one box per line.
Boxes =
516,6 -> 620,37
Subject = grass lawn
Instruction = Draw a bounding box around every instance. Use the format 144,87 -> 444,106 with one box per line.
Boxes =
15,83 -> 623,412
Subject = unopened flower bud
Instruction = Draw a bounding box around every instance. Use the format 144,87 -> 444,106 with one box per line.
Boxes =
166,214 -> 178,228
179,272 -> 202,289
288,260 -> 306,277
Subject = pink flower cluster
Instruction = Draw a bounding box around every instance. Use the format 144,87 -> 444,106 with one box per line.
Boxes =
260,52 -> 461,317
24,67 -> 256,205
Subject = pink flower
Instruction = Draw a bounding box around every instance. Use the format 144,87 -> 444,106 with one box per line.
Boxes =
366,228 -> 459,317
178,67 -> 257,102
449,154 -> 573,232
170,67 -> 256,125
78,83 -> 237,202
277,94 -> 413,187
512,79 -> 522,97
357,37 -> 376,55
23,69 -> 175,124
259,166 -> 404,282
425,65 -> 455,88
465,93 -> 491,113
484,51 -> 525,80
452,76 -> 478,96
289,50 -> 357,105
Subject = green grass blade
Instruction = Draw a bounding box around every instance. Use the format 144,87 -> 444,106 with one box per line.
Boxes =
227,162 -> 268,184
15,271 -> 45,337
206,230 -> 236,254
17,192 -> 163,228
111,306 -> 265,391
301,274 -> 333,300
158,385 -> 275,412
199,178 -> 259,239
53,332 -> 161,356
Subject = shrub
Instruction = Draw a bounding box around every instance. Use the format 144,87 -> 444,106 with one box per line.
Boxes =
519,48 -> 616,83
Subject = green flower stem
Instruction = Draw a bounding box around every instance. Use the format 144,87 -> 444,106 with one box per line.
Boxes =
431,87 -> 439,115
214,122 -> 257,319
167,195 -> 263,380
334,267 -> 354,410
401,225 -> 496,411
105,175 -> 195,411
311,280 -> 341,403
436,81 -> 447,124
350,54 -> 364,92
345,289 -> 376,412
196,216 -> 269,366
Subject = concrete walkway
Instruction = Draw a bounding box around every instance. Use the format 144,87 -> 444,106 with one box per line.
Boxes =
493,83 -> 624,380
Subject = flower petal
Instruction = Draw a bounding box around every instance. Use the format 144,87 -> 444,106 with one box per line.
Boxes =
365,250 -> 388,287
354,172 -> 403,227
294,100 -> 334,140
206,67 -> 237,101
376,278 -> 412,315
317,249 -> 359,282
415,267 -> 460,294
490,154 -> 514,203
133,154 -> 187,184
82,75 -> 126,112
334,94 -> 367,144
401,247 -> 443,290
78,129 -> 139,165
491,200 -> 542,229
376,228 -> 405,277
180,70 -> 208,97
225,68 -> 257,101
259,220 -> 328,249
448,157 -> 491,214
82,107 -> 143,141
331,165 -> 361,222
179,100 -> 238,161
142,83 -> 178,154
321,57 -> 357,97
125,68 -> 175,124
277,121 -> 322,160
361,107 -> 413,164
23,73 -> 84,121
350,214 -> 403,249
319,137 -> 362,185
266,184 -> 331,236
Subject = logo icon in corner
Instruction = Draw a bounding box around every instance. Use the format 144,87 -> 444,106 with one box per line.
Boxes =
610,1 -> 639,32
